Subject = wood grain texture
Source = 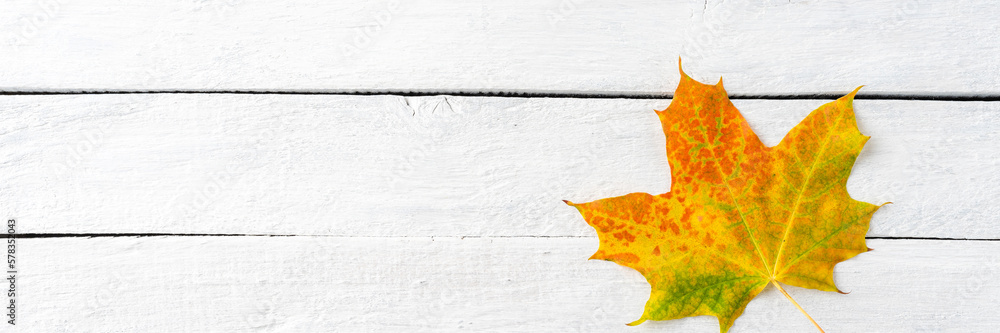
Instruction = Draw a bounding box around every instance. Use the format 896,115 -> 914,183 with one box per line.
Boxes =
2,0 -> 998,94
2,95 -> 997,237
17,237 -> 1000,332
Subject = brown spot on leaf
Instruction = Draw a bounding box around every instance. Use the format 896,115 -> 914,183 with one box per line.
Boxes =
604,253 -> 640,264
613,231 -> 636,243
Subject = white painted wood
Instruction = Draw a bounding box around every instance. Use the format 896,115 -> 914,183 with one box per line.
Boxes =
2,95 -> 997,238
2,0 -> 998,94
15,237 -> 1000,332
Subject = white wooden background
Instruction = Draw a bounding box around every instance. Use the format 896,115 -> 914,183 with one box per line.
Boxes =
3,1 -> 999,332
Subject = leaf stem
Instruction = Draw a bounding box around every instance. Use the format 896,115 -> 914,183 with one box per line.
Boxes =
771,280 -> 825,333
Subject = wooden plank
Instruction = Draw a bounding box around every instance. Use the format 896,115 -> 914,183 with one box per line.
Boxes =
2,95 -> 997,237
16,237 -> 1000,332
2,1 -> 998,94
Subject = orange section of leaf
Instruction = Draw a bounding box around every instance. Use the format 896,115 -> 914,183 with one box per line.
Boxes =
566,62 -> 884,333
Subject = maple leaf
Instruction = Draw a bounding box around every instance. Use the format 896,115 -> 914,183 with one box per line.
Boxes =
565,62 -> 885,332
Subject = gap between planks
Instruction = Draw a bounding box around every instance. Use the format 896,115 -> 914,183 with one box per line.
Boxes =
2,90 -> 1000,101
10,233 -> 1000,241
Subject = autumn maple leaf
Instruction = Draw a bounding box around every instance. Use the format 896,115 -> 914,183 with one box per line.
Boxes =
565,62 -> 885,332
